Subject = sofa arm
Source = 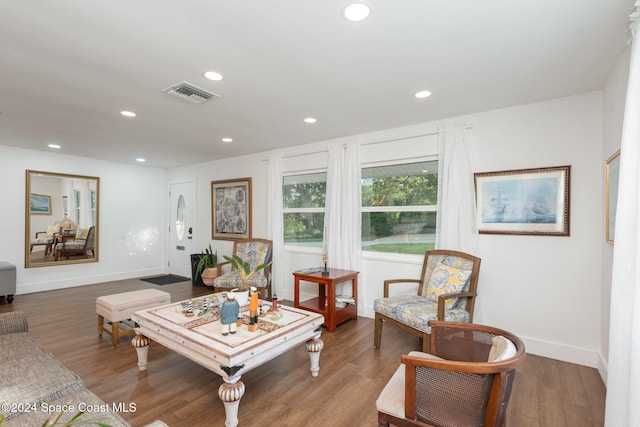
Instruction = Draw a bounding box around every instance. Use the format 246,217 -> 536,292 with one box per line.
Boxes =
0,311 -> 28,335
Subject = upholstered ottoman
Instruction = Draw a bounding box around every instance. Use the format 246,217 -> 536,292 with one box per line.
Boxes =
0,262 -> 16,303
96,289 -> 171,346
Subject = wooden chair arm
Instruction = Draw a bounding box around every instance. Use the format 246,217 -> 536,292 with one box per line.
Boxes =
436,291 -> 477,320
383,279 -> 421,298
216,261 -> 232,274
35,231 -> 48,238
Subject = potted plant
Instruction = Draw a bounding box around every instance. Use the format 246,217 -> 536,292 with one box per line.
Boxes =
223,254 -> 271,290
195,244 -> 218,286
223,255 -> 271,305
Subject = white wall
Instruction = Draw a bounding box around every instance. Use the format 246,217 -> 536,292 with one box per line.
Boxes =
0,145 -> 168,294
167,91 -> 605,368
167,152 -> 270,262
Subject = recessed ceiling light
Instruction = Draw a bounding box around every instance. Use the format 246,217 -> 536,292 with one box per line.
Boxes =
48,144 -> 61,149
135,158 -> 146,163
343,3 -> 371,22
121,110 -> 136,117
304,117 -> 317,124
221,137 -> 233,143
414,90 -> 432,99
204,71 -> 224,81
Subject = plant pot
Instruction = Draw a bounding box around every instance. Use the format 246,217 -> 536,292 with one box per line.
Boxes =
201,268 -> 218,286
231,289 -> 249,306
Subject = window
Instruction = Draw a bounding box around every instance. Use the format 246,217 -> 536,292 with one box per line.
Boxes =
90,190 -> 97,225
74,190 -> 81,224
283,172 -> 326,247
361,160 -> 438,255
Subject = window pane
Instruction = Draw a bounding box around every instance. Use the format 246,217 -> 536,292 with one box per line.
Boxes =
284,212 -> 325,246
362,161 -> 437,207
362,211 -> 436,254
283,173 -> 326,209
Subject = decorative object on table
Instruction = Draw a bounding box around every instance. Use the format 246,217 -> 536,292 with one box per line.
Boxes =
321,224 -> 329,276
198,297 -> 210,317
474,165 -> 570,236
606,149 -> 620,244
220,293 -> 240,336
195,244 -> 219,286
230,288 -> 250,307
211,177 -> 252,240
186,300 -> 194,317
248,287 -> 259,332
268,292 -> 282,320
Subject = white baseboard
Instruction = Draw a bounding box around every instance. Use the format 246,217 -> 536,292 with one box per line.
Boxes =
16,267 -> 167,295
361,305 -> 601,369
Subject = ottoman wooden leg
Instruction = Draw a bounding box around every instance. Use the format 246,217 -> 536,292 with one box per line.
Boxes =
112,321 -> 120,346
98,315 -> 104,336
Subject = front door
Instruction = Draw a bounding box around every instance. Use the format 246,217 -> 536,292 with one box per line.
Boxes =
169,180 -> 195,278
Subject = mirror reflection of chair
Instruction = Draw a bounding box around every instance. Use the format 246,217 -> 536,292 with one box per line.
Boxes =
374,249 -> 481,354
29,231 -> 54,256
376,321 -> 525,427
213,238 -> 273,299
55,226 -> 95,261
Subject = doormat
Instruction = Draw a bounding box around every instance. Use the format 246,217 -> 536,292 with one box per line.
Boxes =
140,274 -> 190,285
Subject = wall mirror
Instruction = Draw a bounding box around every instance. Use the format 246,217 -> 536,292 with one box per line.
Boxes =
25,170 -> 99,267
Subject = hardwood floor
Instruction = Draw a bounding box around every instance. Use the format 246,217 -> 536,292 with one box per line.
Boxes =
0,279 -> 606,426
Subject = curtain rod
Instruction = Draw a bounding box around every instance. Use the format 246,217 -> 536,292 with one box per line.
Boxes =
270,124 -> 473,160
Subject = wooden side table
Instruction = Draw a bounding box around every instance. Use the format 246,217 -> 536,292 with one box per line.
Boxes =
293,268 -> 358,332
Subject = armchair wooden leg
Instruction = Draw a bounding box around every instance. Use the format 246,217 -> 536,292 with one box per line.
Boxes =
422,332 -> 432,353
378,412 -> 390,427
374,312 -> 383,348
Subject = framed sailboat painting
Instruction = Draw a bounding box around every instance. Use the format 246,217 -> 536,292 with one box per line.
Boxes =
474,165 -> 570,236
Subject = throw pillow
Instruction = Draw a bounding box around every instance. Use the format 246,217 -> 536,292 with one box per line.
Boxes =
46,225 -> 60,237
426,264 -> 472,309
488,335 -> 517,362
75,228 -> 89,241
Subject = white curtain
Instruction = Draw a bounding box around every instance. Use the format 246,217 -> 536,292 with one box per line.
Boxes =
325,141 -> 362,272
605,2 -> 640,425
435,124 -> 479,254
266,153 -> 285,298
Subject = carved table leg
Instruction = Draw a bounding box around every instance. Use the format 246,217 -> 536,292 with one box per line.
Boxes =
306,336 -> 324,377
218,379 -> 245,427
131,334 -> 150,372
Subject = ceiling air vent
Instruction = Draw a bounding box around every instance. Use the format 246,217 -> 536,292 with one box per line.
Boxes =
161,81 -> 219,104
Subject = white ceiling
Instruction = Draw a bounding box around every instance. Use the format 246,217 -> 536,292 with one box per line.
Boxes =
0,1 -> 634,168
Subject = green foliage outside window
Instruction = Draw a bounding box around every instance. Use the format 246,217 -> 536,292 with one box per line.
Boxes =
282,161 -> 438,254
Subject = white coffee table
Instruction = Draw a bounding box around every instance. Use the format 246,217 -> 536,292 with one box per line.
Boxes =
131,294 -> 324,427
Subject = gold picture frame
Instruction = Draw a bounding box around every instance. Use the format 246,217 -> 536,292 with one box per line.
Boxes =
474,165 -> 571,236
606,150 -> 620,244
211,177 -> 252,240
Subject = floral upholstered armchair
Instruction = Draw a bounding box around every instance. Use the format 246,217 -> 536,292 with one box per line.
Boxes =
213,238 -> 273,299
374,249 -> 481,353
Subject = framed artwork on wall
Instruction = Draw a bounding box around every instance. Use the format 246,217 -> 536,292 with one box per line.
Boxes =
211,177 -> 252,240
474,165 -> 571,236
606,150 -> 620,244
29,193 -> 51,215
